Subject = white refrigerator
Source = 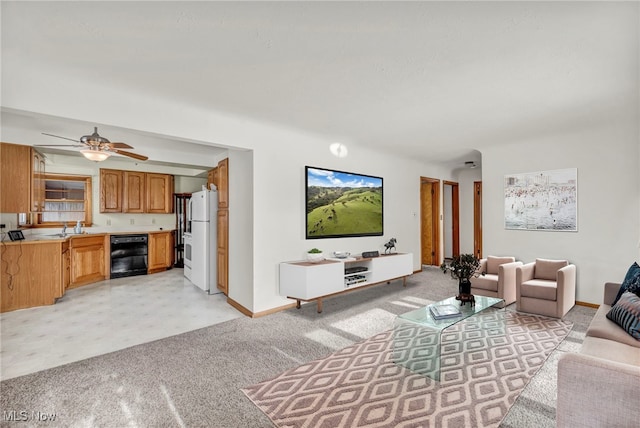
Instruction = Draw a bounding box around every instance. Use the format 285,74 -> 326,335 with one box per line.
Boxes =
185,188 -> 218,293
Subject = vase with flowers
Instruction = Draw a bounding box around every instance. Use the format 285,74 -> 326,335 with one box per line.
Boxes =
440,253 -> 483,297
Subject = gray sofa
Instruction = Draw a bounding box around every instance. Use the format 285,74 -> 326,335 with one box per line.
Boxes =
557,282 -> 640,427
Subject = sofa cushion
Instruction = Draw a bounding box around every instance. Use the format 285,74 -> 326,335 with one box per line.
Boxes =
581,336 -> 640,366
486,256 -> 515,275
587,305 -> 640,348
521,279 -> 557,301
613,262 -> 640,305
535,258 -> 568,280
606,292 -> 640,341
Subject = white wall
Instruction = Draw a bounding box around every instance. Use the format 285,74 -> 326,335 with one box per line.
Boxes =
481,125 -> 639,304
6,47 -> 638,311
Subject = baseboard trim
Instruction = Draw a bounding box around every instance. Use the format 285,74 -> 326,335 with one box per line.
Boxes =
576,300 -> 599,309
226,296 -> 297,318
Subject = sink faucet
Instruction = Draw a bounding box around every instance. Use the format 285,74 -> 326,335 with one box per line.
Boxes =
61,222 -> 68,236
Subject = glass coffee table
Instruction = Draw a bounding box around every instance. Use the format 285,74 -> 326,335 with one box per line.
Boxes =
393,295 -> 504,381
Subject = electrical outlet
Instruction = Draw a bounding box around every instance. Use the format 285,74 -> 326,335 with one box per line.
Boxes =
106,219 -> 111,226
151,218 -> 156,225
130,219 -> 135,225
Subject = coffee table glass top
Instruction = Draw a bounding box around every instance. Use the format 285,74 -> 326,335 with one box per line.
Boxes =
397,295 -> 503,331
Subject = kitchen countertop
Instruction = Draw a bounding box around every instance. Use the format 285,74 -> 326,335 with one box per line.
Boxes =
1,229 -> 175,244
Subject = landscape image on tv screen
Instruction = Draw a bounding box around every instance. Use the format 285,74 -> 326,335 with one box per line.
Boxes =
306,166 -> 383,239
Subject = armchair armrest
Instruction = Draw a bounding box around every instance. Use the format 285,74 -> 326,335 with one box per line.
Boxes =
557,264 -> 576,316
497,261 -> 522,306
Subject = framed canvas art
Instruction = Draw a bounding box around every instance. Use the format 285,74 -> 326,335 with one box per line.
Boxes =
504,168 -> 577,231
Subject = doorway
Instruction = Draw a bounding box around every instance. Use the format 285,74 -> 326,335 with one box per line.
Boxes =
420,177 -> 440,266
443,181 -> 460,261
474,181 -> 483,259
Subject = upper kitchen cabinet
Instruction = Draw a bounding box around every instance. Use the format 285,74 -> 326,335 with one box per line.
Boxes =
0,142 -> 32,213
100,169 -> 173,214
217,158 -> 228,209
31,148 -> 46,213
123,171 -> 145,213
146,173 -> 174,214
207,167 -> 218,191
100,169 -> 124,213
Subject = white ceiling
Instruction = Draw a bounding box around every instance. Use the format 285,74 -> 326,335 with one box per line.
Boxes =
1,1 -> 638,169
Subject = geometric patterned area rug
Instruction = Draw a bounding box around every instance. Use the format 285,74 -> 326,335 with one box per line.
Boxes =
242,311 -> 572,428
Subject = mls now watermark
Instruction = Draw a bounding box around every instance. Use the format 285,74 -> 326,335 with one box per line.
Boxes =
3,410 -> 57,422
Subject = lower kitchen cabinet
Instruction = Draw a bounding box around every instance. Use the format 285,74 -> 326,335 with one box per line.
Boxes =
148,231 -> 173,274
69,234 -> 107,288
0,241 -> 65,312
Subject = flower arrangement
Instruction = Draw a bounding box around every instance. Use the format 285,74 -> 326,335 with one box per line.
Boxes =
440,253 -> 483,295
440,253 -> 482,281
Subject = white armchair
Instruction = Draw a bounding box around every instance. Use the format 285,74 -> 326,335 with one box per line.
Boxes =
470,256 -> 522,308
516,258 -> 576,318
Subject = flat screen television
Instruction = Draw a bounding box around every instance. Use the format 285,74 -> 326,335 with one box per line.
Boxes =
306,166 -> 383,239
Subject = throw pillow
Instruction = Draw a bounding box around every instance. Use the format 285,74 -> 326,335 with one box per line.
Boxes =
606,291 -> 640,340
613,262 -> 640,305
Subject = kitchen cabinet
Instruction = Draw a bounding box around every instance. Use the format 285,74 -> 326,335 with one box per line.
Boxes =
0,142 -> 32,213
62,240 -> 70,290
146,173 -> 174,214
123,171 -> 145,213
217,158 -> 228,209
100,169 -> 173,213
69,234 -> 107,288
100,169 -> 123,213
31,148 -> 46,213
217,209 -> 228,294
0,240 -> 64,312
207,167 -> 218,190
148,231 -> 173,273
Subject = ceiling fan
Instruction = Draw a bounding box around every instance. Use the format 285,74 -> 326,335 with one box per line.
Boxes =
37,127 -> 149,162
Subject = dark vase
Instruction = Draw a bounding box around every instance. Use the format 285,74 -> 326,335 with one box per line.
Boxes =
458,278 -> 471,295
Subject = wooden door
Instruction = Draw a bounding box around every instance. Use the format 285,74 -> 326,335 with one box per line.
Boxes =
420,177 -> 440,266
148,232 -> 172,273
69,236 -> 106,288
123,171 -> 145,213
100,169 -> 123,213
474,181 -> 483,259
444,181 -> 460,258
217,209 -> 229,294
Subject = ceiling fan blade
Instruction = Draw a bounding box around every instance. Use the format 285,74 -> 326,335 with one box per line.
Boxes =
41,132 -> 81,143
108,142 -> 133,149
35,144 -> 86,147
111,149 -> 148,161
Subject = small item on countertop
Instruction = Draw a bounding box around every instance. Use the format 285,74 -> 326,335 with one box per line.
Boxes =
74,221 -> 82,234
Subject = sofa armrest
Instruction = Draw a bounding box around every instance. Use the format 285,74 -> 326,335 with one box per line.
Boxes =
557,352 -> 640,428
604,282 -> 621,306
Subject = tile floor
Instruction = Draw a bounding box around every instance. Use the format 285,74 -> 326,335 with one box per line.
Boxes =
0,268 -> 243,381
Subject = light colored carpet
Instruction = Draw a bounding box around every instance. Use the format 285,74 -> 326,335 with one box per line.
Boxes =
0,267 -> 594,427
243,311 -> 573,428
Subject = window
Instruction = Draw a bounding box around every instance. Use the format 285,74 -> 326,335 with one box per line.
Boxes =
34,174 -> 92,227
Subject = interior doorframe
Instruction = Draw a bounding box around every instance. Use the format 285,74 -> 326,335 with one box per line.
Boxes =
474,181 -> 483,259
420,177 -> 440,266
443,180 -> 460,258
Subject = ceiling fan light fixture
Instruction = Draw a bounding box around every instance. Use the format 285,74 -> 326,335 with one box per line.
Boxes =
81,148 -> 111,162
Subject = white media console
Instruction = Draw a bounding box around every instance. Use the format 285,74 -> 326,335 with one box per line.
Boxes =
279,253 -> 413,313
